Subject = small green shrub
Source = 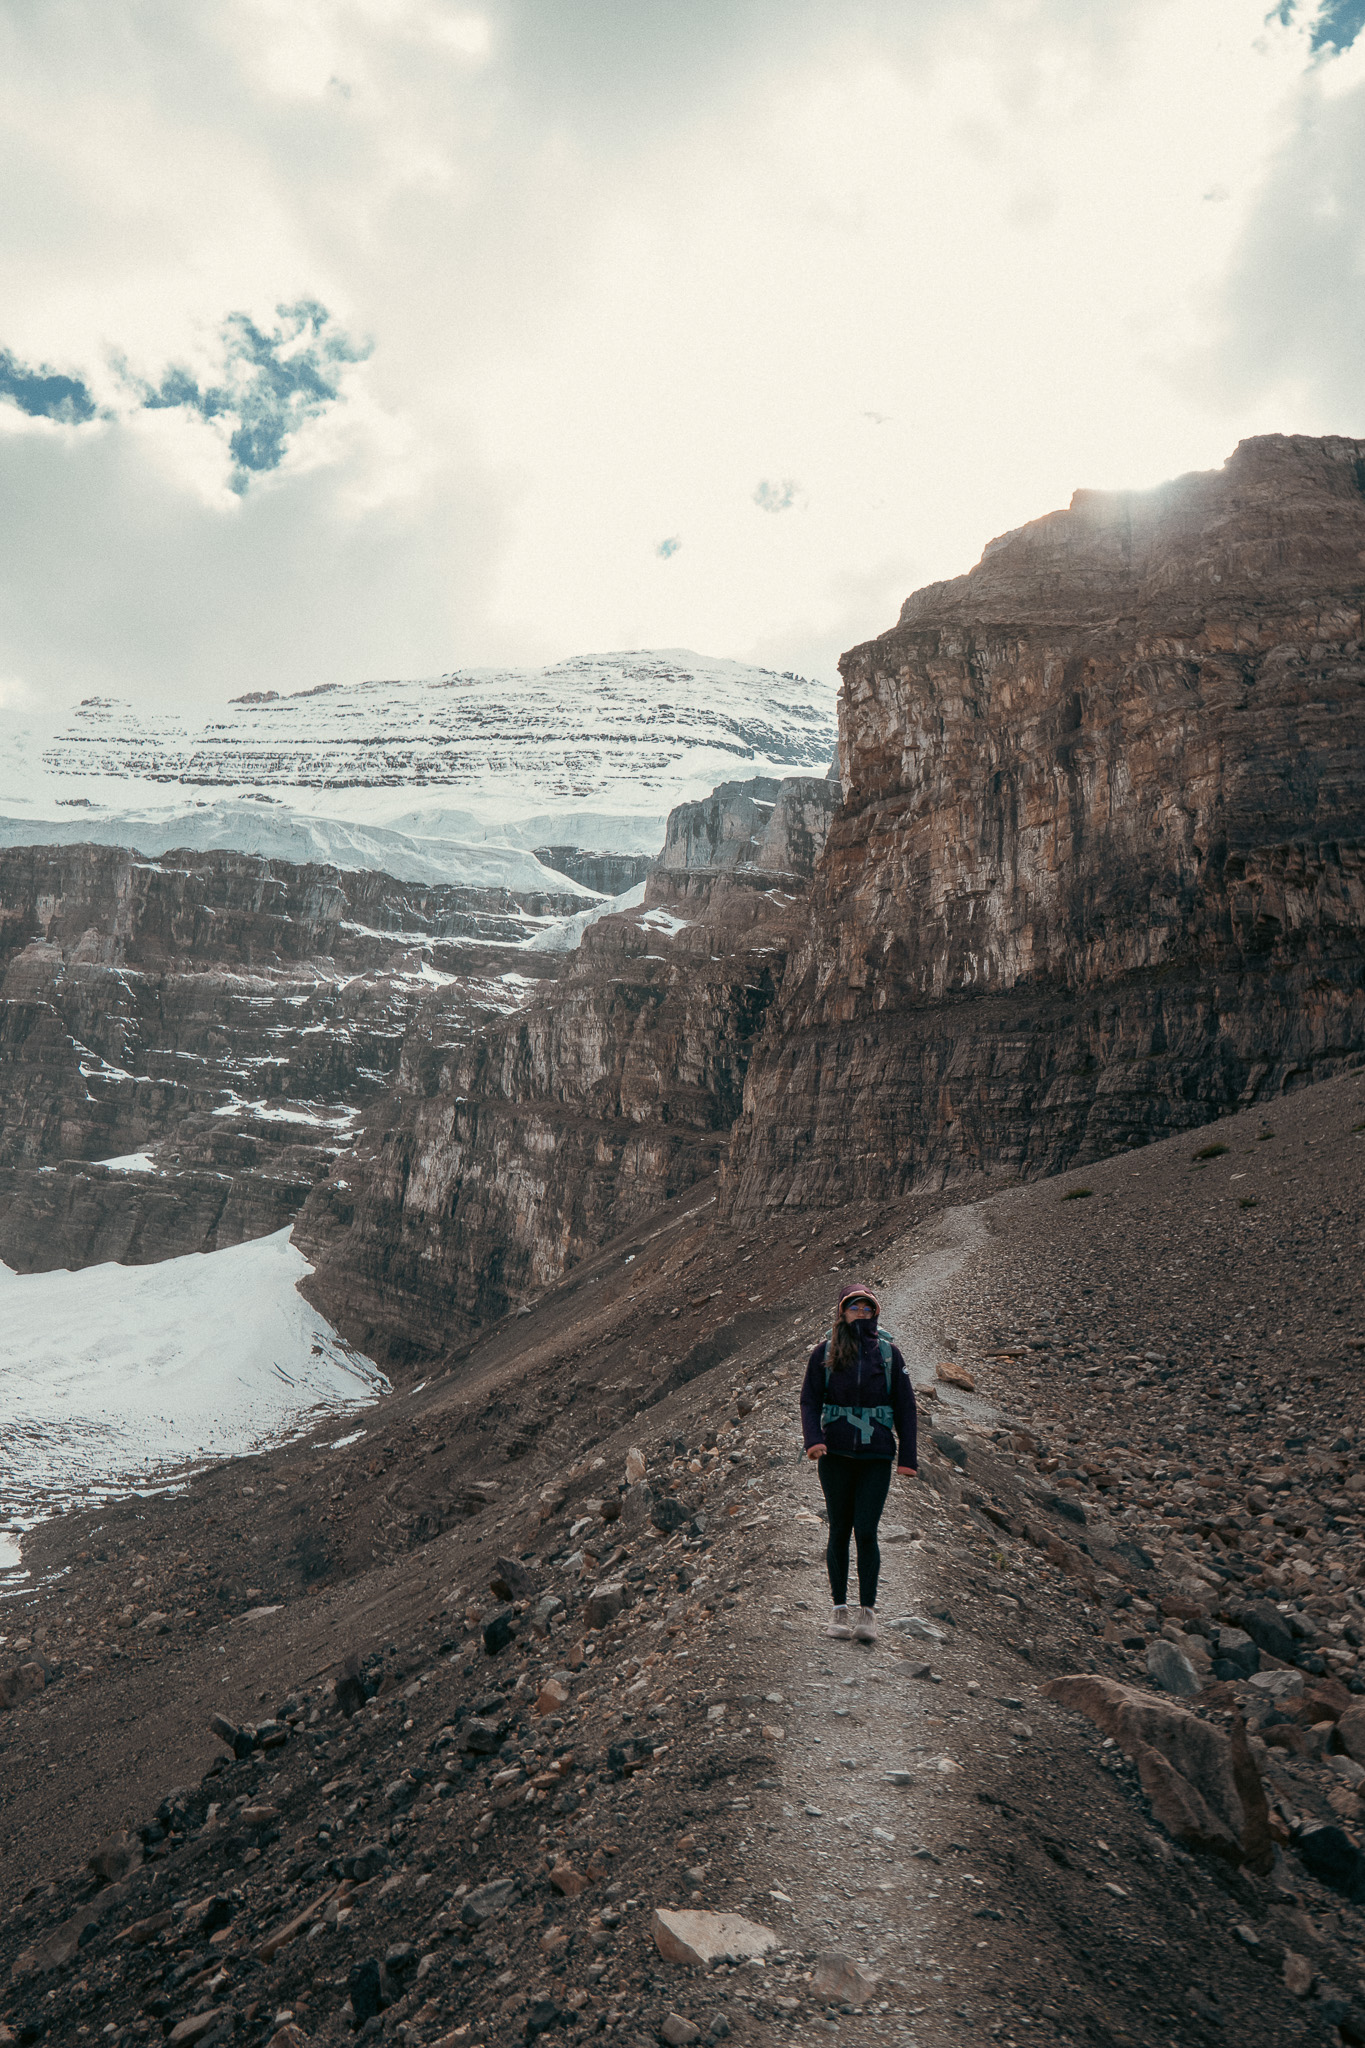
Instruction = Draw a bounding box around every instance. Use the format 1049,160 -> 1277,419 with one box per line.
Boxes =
1256,1130 -> 1275,1141
1193,1142 -> 1230,1160
1062,1187 -> 1093,1201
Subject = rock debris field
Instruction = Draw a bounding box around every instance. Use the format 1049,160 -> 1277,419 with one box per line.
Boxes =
0,1067 -> 1362,2048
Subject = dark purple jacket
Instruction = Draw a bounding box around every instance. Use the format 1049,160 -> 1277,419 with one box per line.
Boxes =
801,1322 -> 917,1468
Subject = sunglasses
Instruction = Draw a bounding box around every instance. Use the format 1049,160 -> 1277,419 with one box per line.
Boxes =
843,1299 -> 876,1313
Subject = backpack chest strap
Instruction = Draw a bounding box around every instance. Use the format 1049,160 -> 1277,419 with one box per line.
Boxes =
820,1400 -> 895,1444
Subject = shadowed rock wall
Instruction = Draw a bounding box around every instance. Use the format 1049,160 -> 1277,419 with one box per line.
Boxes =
298,777 -> 840,1365
0,845 -> 570,1270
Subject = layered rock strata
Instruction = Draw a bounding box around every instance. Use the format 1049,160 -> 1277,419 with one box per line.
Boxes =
299,775 -> 839,1366
0,845 -> 571,1270
727,434 -> 1365,1213
658,774 -> 841,882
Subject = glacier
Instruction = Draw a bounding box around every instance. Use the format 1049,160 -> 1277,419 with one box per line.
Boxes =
1,648 -> 838,885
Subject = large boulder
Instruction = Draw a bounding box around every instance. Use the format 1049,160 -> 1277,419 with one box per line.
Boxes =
1237,1598 -> 1297,1666
618,1483 -> 656,1536
651,1909 -> 777,1967
488,1555 -> 534,1601
1295,1824 -> 1365,1904
1212,1626 -> 1260,1682
459,1716 -> 505,1756
1045,1675 -> 1272,1870
650,1498 -> 691,1535
1336,1705 -> 1365,1763
481,1606 -> 516,1656
812,1952 -> 881,2004
1145,1640 -> 1201,1697
584,1582 -> 627,1630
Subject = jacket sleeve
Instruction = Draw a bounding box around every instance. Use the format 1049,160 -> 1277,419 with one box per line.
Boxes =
890,1346 -> 918,1468
800,1343 -> 828,1451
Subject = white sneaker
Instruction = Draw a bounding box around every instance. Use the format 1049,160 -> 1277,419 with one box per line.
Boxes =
826,1605 -> 854,1639
853,1606 -> 878,1643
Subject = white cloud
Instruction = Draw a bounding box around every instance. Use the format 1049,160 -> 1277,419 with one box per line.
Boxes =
1190,33 -> 1365,429
0,0 -> 1360,716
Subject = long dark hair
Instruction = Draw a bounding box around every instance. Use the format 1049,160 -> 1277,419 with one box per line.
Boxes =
828,1305 -> 869,1376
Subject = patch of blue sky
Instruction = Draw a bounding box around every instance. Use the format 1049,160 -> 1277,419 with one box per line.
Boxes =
1310,0 -> 1365,49
656,535 -> 681,558
132,299 -> 370,493
0,349 -> 97,424
1271,0 -> 1365,50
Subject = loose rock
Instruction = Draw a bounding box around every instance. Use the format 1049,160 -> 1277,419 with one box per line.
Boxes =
812,1951 -> 880,2004
1145,1640 -> 1201,1697
651,1909 -> 778,1967
1283,1951 -> 1315,1998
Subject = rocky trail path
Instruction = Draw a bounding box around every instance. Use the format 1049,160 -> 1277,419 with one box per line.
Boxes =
717,1206 -> 1298,2048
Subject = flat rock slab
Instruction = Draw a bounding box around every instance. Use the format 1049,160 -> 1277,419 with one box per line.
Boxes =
812,1951 -> 880,2004
461,1878 -> 516,1926
167,2013 -> 229,2046
651,1907 -> 777,1966
889,1616 -> 945,1641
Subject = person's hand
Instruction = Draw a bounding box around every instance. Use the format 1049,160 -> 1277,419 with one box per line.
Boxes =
807,1444 -> 827,1460
897,1465 -> 917,1480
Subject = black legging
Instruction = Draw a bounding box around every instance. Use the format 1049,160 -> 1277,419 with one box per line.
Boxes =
817,1454 -> 892,1608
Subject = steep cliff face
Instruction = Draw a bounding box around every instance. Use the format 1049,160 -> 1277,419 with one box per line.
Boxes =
726,434 -> 1365,1211
0,845 -> 569,1270
532,847 -> 654,894
658,773 -> 841,881
298,776 -> 839,1365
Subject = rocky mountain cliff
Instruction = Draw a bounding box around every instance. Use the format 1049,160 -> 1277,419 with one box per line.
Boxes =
294,436 -> 1365,1369
725,433 -> 1365,1212
0,845 -> 577,1272
297,774 -> 841,1366
10,436 -> 1361,1381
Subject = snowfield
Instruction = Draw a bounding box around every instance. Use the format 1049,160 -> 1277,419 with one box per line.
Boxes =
0,1231 -> 388,1564
0,649 -> 837,882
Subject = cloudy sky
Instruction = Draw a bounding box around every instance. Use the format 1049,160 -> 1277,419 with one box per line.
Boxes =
2,0 -> 1363,713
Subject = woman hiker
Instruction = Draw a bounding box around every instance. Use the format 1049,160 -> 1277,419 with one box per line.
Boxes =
801,1281 -> 917,1643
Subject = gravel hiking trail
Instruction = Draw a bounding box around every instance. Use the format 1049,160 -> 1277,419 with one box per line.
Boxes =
727,1178 -> 1346,2048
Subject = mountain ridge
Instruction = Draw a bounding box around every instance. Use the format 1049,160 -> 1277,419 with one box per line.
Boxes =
2,649 -> 838,882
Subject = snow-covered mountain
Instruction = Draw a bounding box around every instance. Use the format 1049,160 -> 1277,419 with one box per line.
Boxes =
1,650 -> 838,880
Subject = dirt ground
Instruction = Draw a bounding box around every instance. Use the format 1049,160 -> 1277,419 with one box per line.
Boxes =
0,1071 -> 1363,2047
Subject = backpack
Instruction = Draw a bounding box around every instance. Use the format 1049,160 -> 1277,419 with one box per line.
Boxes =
820,1327 -> 897,1445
